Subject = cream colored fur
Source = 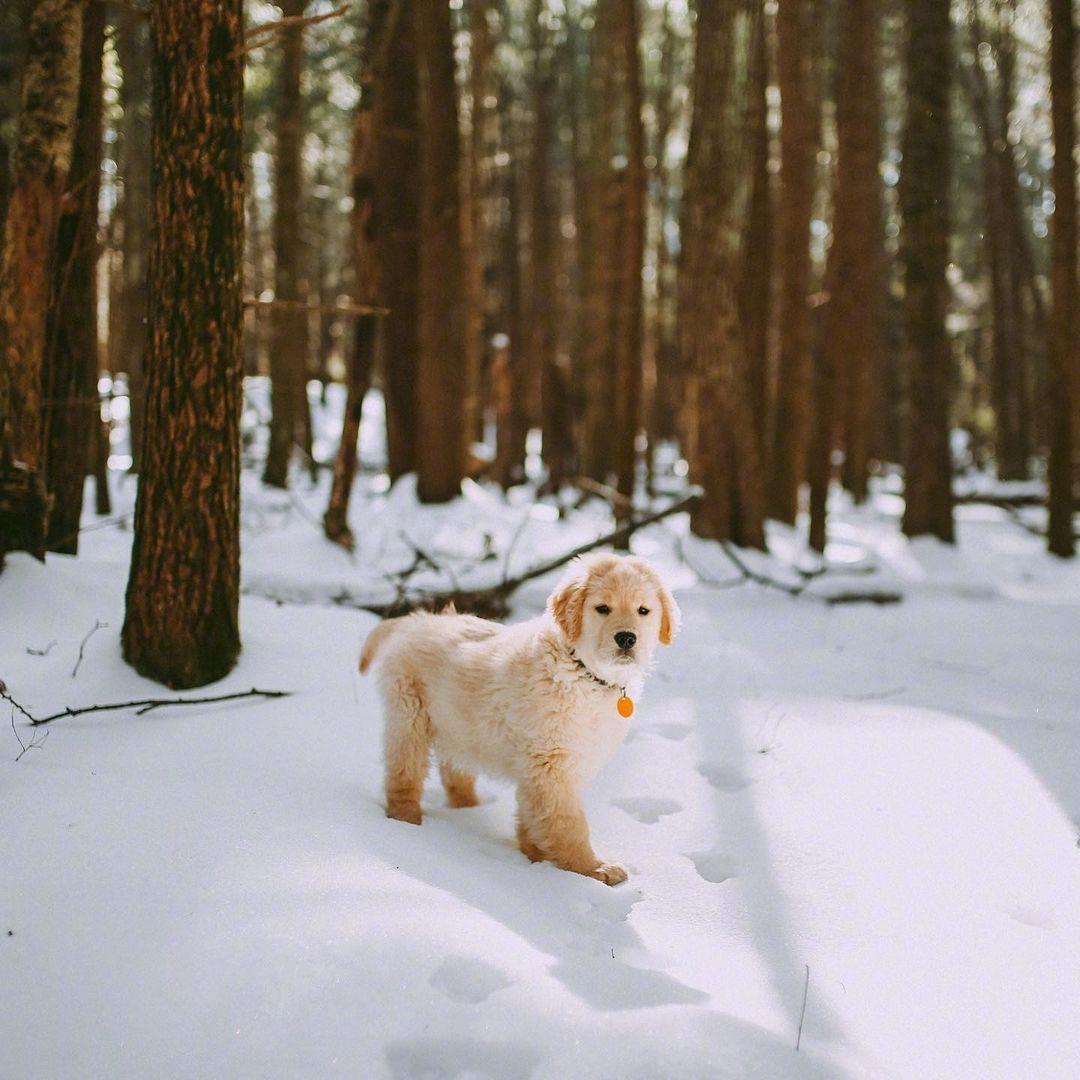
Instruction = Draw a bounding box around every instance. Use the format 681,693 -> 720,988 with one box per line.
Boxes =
359,553 -> 680,885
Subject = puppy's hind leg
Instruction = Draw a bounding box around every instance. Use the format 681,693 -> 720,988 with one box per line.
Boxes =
383,676 -> 432,825
439,760 -> 480,808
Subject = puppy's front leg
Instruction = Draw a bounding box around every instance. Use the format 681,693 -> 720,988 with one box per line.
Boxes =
518,764 -> 627,886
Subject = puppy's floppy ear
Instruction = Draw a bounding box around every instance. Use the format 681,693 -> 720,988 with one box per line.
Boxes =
549,568 -> 587,642
657,581 -> 681,645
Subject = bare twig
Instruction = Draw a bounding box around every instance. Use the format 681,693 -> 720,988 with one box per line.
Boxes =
26,640 -> 57,657
243,295 -> 388,317
71,620 -> 108,678
0,685 -> 290,728
234,4 -> 350,58
796,964 -> 810,1051
10,708 -> 49,762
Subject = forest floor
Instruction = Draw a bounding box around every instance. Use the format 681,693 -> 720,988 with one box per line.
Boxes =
3,462 -> 1080,1079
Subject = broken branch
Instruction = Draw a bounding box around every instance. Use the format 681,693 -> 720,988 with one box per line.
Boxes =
0,685 -> 291,728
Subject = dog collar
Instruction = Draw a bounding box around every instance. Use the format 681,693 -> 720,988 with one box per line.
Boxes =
569,652 -> 635,718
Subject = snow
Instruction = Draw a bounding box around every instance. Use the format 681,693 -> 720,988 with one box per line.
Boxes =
3,470 -> 1080,1079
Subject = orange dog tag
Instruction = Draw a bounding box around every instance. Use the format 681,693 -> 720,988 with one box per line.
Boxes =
617,695 -> 634,718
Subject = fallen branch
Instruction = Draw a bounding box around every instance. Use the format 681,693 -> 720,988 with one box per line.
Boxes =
10,709 -> 48,762
71,619 -> 108,678
336,490 -> 701,618
26,640 -> 57,657
0,685 -> 291,729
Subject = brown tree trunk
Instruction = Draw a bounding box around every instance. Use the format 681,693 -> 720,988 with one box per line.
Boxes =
530,1 -> 569,493
0,0 -> 83,492
122,0 -> 245,688
769,0 -> 820,524
679,0 -> 767,549
740,8 -> 773,461
43,0 -> 103,554
324,0 -> 391,549
810,0 -> 882,550
1047,0 -> 1076,558
263,0 -> 308,489
0,2 -> 30,240
900,0 -> 954,541
611,0 -> 645,532
113,1 -> 150,472
414,0 -> 467,503
376,0 -> 421,483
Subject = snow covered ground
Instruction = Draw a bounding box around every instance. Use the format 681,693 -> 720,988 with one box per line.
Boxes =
3,468 -> 1080,1079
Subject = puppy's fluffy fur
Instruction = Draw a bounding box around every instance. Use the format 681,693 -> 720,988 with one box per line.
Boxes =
359,553 -> 680,884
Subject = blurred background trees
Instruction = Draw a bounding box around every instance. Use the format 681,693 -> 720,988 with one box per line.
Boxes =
0,0 -> 1077,677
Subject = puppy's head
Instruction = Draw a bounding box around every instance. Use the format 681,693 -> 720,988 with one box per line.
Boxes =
549,553 -> 680,683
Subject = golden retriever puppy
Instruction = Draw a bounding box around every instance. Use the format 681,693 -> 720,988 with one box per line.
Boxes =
359,552 -> 680,885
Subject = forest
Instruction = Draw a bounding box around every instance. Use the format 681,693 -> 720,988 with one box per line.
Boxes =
2,2 -> 1080,1078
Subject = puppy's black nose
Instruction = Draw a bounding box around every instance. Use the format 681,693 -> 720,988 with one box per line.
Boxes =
614,631 -> 636,651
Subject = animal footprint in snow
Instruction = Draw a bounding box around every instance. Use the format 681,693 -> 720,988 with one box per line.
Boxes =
429,955 -> 513,1004
650,723 -> 692,741
611,796 -> 682,824
689,850 -> 738,884
697,761 -> 752,793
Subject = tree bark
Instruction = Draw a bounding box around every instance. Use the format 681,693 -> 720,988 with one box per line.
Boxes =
113,1 -> 151,471
611,0 -> 645,532
43,0 -> 104,554
414,0 -> 467,503
122,0 -> 245,688
0,0 -> 83,476
376,0 -> 421,483
899,0 -> 954,541
769,0 -> 820,524
1047,0 -> 1076,557
679,0 -> 767,549
262,0 -> 308,489
324,0 -> 390,548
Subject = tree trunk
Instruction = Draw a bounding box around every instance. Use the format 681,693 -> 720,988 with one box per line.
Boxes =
376,0 -> 421,483
0,0 -> 83,485
611,0 -> 645,532
1047,0 -> 1076,558
324,0 -> 390,549
0,1 -> 31,239
122,0 -> 245,688
679,0 -> 767,549
810,0 -> 883,550
113,2 -> 151,472
769,0 -> 820,524
43,0 -> 103,554
414,0 -> 467,503
263,0 -> 308,489
900,0 -> 954,541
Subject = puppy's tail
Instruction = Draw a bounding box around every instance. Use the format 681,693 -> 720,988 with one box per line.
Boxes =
359,618 -> 401,674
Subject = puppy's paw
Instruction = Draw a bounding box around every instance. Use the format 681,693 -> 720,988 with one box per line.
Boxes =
591,861 -> 628,886
386,802 -> 423,826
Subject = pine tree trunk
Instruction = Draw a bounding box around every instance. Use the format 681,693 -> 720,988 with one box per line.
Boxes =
810,0 -> 883,550
414,0 -> 467,503
900,0 -> 954,541
0,2 -> 30,239
43,0 -> 103,554
1047,0 -> 1076,558
530,1 -> 568,493
122,0 -> 245,688
263,0 -> 308,489
769,0 -> 820,524
324,0 -> 390,549
376,0 -> 421,483
679,0 -> 767,549
113,2 -> 150,472
0,0 -> 83,475
611,0 -> 645,531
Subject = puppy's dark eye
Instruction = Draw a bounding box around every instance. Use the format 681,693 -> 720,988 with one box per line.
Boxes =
638,606 -> 650,616
595,604 -> 611,615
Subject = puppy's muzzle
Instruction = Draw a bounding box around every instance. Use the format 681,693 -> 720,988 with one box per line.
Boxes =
614,630 -> 636,651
